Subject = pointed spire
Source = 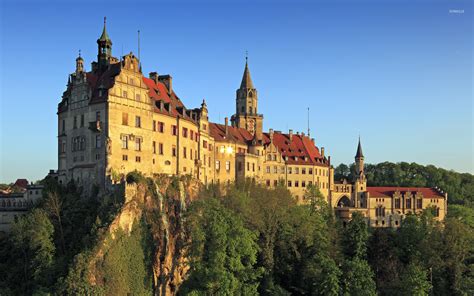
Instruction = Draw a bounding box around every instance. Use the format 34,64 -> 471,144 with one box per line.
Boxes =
98,16 -> 112,44
355,136 -> 364,158
240,53 -> 254,89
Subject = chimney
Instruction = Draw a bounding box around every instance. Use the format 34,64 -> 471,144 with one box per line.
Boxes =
321,147 -> 325,157
289,129 -> 293,142
159,75 -> 173,95
269,128 -> 274,142
149,72 -> 159,83
311,138 -> 315,144
225,117 -> 229,136
301,132 -> 305,137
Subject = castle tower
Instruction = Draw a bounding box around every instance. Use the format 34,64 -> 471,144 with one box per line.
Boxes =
355,137 -> 365,180
354,137 -> 367,207
97,17 -> 112,69
231,58 -> 263,140
76,52 -> 84,74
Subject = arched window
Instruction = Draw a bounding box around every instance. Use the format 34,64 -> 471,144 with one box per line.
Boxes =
337,196 -> 351,207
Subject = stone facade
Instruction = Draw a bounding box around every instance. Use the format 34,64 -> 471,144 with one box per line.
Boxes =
57,21 -> 447,227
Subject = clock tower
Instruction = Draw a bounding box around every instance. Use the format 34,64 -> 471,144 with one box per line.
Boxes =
231,58 -> 264,140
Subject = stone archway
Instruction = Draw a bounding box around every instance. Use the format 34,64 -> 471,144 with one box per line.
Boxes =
337,196 -> 351,207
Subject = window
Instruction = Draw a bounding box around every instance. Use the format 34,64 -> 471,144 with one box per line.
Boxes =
122,155 -> 128,161
172,146 -> 177,157
302,168 -> 306,174
95,135 -> 101,148
136,94 -> 141,101
406,198 -> 412,209
376,206 -> 385,217
416,199 -> 422,209
288,181 -> 292,187
122,113 -> 128,125
308,181 -> 312,186
73,116 -> 77,129
153,141 -> 156,154
216,160 -> 220,171
123,90 -> 128,98
295,167 -> 299,174
226,161 -> 231,172
203,140 -> 208,148
395,199 -> 401,209
152,120 -> 157,131
61,140 -> 66,153
202,123 -> 207,130
182,127 -> 188,138
252,163 -> 255,172
80,114 -> 84,127
159,143 -> 163,155
190,130 -> 194,140
135,138 -> 142,151
122,135 -> 128,149
62,119 -> 65,133
247,162 -> 250,171
183,147 -> 187,159
434,207 -> 440,217
281,166 -> 285,174
274,180 -> 278,186
96,111 -> 101,121
295,181 -> 299,187
136,156 -> 141,162
172,125 -> 177,136
190,148 -> 193,160
135,116 -> 141,128
273,166 -> 278,174
266,180 -> 271,186
309,168 -> 313,174
272,154 -> 277,161
288,167 -> 292,174
302,181 -> 306,188
158,122 -> 164,133
266,166 -> 270,173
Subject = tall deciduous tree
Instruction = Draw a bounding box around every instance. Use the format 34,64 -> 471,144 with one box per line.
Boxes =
399,262 -> 432,296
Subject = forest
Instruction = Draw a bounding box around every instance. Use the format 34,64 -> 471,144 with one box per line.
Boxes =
0,161 -> 472,295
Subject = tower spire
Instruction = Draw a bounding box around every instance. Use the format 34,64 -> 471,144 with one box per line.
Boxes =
240,54 -> 254,89
355,136 -> 364,158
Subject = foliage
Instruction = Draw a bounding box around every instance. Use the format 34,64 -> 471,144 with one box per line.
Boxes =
399,262 -> 432,296
181,197 -> 262,295
342,257 -> 377,296
342,211 -> 369,259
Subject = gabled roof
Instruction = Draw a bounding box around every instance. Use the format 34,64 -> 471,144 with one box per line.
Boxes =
14,179 -> 28,189
209,123 -> 254,144
262,132 -> 327,165
367,187 -> 445,199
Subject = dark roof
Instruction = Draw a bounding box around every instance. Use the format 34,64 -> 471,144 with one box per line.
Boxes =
98,18 -> 112,44
209,123 -> 254,144
14,179 -> 28,189
355,137 -> 364,158
240,61 -> 254,89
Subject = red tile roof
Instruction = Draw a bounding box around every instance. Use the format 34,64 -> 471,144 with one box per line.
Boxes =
14,179 -> 28,189
263,132 -> 327,166
367,187 -> 445,199
209,123 -> 254,144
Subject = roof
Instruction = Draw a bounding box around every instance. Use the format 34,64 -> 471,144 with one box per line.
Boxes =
263,132 -> 327,165
355,137 -> 364,158
98,18 -> 112,44
209,123 -> 254,144
367,187 -> 445,199
14,179 -> 28,189
240,61 -> 254,89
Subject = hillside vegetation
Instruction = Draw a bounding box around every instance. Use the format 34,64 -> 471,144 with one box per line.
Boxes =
0,162 -> 473,295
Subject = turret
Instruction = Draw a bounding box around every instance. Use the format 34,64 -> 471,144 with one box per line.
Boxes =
355,137 -> 365,179
97,17 -> 112,69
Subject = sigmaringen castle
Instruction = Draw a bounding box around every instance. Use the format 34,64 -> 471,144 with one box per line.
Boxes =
56,20 -> 447,227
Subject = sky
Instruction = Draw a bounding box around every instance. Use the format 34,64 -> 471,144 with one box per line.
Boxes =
0,0 -> 472,183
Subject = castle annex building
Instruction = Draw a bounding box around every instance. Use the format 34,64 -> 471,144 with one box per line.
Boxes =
57,21 -> 447,227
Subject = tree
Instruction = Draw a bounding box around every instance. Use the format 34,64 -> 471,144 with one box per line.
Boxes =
10,209 -> 55,294
334,164 -> 350,181
181,197 -> 262,295
399,262 -> 432,296
342,212 -> 369,259
342,258 -> 377,296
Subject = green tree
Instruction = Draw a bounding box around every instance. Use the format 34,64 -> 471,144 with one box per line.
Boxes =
182,197 -> 262,295
399,262 -> 432,296
342,212 -> 369,259
342,258 -> 377,296
10,209 -> 55,294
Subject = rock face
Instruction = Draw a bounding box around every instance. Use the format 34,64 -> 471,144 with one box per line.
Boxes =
88,175 -> 201,295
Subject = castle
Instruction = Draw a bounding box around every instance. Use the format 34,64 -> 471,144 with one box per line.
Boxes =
57,20 -> 447,227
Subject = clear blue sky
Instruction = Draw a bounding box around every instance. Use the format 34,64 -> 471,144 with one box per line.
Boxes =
0,0 -> 472,183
